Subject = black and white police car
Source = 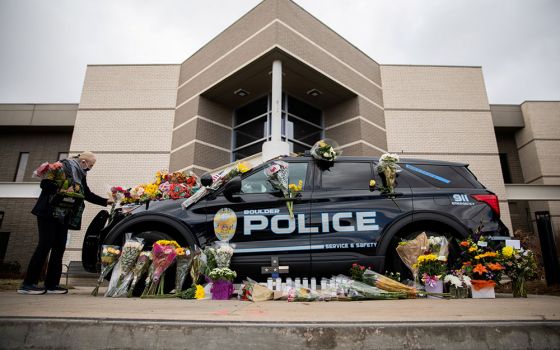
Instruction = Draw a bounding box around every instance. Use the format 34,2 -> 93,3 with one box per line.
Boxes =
82,155 -> 509,280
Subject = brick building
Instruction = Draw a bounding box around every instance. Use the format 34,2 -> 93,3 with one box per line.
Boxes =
1,0 -> 559,271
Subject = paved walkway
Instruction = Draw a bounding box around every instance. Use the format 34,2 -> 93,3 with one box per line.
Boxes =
1,287 -> 559,323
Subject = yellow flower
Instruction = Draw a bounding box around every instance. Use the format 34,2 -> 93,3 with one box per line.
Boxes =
237,162 -> 251,173
156,240 -> 180,249
195,284 -> 205,299
416,254 -> 437,265
318,141 -> 326,147
501,246 -> 514,258
176,247 -> 185,256
468,246 -> 477,252
474,252 -> 498,260
369,179 -> 376,187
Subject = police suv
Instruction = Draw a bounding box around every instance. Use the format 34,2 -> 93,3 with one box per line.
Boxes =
82,156 -> 508,279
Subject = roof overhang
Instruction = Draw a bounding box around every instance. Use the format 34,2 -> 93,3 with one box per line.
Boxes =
201,48 -> 356,110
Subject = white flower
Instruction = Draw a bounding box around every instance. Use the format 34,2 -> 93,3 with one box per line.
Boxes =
444,275 -> 462,288
463,276 -> 472,287
323,152 -> 329,157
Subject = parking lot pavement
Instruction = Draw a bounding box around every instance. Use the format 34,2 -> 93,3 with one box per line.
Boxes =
1,287 -> 559,323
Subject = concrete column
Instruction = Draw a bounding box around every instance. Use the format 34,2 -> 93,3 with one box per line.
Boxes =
262,60 -> 290,161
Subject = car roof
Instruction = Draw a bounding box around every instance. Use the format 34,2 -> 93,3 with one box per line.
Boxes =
279,155 -> 468,167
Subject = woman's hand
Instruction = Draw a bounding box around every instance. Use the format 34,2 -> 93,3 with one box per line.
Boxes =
107,199 -> 115,206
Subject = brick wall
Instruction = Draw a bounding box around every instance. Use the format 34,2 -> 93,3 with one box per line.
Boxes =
0,129 -> 72,182
0,198 -> 40,271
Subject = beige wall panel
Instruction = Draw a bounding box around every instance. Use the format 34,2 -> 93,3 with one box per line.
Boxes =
197,96 -> 232,127
381,66 -> 490,110
177,25 -> 276,106
79,65 -> 180,109
360,119 -> 387,150
516,101 -> 560,147
193,143 -> 231,170
174,97 -> 200,127
195,118 -> 232,149
178,0 -> 277,84
385,111 -> 498,154
542,177 -> 560,185
324,97 -> 385,130
325,119 -> 362,145
70,110 -> 174,153
276,24 -> 383,107
516,140 -> 560,183
170,144 -> 195,172
340,142 -> 383,158
324,97 -> 359,126
172,119 -> 198,150
277,0 -> 381,85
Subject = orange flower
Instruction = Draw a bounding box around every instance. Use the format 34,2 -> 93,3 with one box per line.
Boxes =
460,241 -> 469,247
473,264 -> 488,275
487,262 -> 504,271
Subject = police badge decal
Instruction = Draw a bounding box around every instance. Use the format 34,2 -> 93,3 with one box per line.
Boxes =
213,208 -> 237,242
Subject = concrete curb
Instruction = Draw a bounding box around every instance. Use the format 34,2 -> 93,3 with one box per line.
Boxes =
1,317 -> 559,350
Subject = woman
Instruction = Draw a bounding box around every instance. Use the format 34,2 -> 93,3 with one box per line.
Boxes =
18,152 -> 113,295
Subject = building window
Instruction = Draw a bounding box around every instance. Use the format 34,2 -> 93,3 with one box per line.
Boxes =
233,94 -> 323,160
13,152 -> 29,182
58,152 -> 69,160
499,153 -> 512,184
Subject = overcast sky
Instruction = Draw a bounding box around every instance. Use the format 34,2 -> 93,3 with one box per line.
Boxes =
1,0 -> 559,104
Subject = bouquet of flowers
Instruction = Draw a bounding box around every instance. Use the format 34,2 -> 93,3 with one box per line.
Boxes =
142,240 -> 179,296
189,246 -> 206,287
396,232 -> 429,279
105,235 -> 144,297
174,247 -> 193,294
414,253 -> 447,290
34,161 -> 83,197
376,153 -> 401,194
310,139 -> 341,162
241,278 -> 274,302
459,237 -> 504,292
341,277 -> 408,300
203,246 -> 217,276
91,245 -> 121,296
361,270 -> 418,298
127,251 -> 152,297
265,161 -> 294,217
286,180 -> 303,219
428,236 -> 449,261
215,244 -> 234,268
349,263 -> 367,282
444,270 -> 471,299
500,246 -> 538,297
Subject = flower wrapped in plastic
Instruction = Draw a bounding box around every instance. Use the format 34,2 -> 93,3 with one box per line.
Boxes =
500,246 -> 538,297
310,139 -> 341,162
189,246 -> 206,287
338,275 -> 408,300
142,240 -> 179,296
376,153 -> 402,194
395,232 -> 429,280
174,247 -> 193,294
265,161 -> 295,217
362,269 -> 418,298
91,245 -> 121,296
127,251 -> 152,297
428,236 -> 450,262
215,243 -> 234,268
105,234 -> 144,297
241,278 -> 274,302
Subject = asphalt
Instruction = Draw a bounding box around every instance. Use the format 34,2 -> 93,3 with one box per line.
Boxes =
1,287 -> 560,349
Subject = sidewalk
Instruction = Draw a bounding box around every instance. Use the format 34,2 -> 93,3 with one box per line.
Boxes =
1,287 -> 560,349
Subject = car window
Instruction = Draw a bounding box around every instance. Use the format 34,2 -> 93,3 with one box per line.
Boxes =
321,162 -> 372,190
241,162 -> 308,194
403,164 -> 477,188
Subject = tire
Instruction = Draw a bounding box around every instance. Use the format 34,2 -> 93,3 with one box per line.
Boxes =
385,228 -> 460,282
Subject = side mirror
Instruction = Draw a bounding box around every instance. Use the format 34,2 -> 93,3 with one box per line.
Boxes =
223,176 -> 242,202
200,173 -> 213,187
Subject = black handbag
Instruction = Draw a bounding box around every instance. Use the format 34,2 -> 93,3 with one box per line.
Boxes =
49,192 -> 85,228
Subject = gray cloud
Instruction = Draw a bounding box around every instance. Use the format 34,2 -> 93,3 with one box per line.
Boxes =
0,0 -> 558,104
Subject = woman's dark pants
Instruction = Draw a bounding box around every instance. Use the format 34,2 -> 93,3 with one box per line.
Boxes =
23,217 -> 68,288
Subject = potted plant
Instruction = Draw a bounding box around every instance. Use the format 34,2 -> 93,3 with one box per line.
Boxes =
414,253 -> 447,297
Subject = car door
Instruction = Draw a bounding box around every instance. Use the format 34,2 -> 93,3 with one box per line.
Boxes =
309,160 -> 413,277
204,159 -> 312,278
